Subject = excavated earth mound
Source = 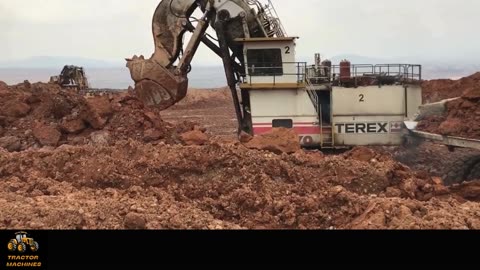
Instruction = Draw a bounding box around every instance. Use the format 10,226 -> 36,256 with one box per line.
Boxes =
422,72 -> 480,103
1,142 -> 480,230
245,128 -> 301,154
174,87 -> 231,109
0,82 -> 197,152
417,84 -> 480,139
2,80 -> 480,229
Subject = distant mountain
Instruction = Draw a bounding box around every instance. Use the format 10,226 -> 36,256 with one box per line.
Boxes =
328,54 -> 393,64
0,56 -> 124,69
2,55 -> 479,82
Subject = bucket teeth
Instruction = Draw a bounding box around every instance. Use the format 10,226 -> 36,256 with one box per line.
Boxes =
126,57 -> 188,110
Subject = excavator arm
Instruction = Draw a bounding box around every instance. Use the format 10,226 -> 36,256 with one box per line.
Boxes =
126,0 -> 284,132
126,0 -> 210,109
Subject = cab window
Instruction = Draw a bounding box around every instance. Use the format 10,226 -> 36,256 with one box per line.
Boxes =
247,49 -> 283,76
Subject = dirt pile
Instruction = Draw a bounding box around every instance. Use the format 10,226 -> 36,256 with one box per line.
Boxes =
2,78 -> 480,230
174,87 -> 231,109
162,87 -> 237,140
422,72 -> 480,103
0,81 -> 8,91
0,82 -> 197,152
448,181 -> 480,202
180,128 -> 210,146
347,196 -> 480,229
417,83 -> 480,139
1,141 -> 479,230
245,128 -> 301,154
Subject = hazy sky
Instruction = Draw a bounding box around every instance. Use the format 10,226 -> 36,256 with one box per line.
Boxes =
1,0 -> 480,65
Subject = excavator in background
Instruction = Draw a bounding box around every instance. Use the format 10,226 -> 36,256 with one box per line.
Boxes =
50,65 -> 90,92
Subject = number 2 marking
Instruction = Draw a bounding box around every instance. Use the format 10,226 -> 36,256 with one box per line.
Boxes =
285,46 -> 290,54
359,94 -> 365,102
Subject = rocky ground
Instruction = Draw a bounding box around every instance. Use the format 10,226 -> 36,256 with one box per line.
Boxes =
1,77 -> 480,229
421,72 -> 480,103
417,74 -> 480,139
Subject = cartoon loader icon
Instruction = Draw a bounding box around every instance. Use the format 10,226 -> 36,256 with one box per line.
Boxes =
7,232 -> 39,253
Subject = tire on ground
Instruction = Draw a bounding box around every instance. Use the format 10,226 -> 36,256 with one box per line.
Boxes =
443,154 -> 480,186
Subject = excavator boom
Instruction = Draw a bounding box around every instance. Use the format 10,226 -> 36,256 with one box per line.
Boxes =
126,0 -> 206,109
126,0 -> 281,111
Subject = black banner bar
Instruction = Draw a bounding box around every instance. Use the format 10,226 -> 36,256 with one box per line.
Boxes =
1,230 -> 479,267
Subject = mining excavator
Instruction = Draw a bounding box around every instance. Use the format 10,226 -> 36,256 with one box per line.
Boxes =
50,65 -> 90,92
127,0 -> 480,184
127,0 -> 422,145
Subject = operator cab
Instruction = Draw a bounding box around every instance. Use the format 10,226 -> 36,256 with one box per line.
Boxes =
237,37 -> 326,146
237,37 -> 301,86
15,231 -> 27,242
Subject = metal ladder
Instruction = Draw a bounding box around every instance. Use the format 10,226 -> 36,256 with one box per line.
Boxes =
305,80 -> 320,120
246,0 -> 286,37
305,79 -> 335,148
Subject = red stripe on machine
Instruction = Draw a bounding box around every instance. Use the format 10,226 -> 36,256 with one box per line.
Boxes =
253,126 -> 331,135
253,122 -> 317,126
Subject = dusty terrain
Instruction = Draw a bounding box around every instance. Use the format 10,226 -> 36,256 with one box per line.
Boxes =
1,78 -> 480,229
162,87 -> 237,140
